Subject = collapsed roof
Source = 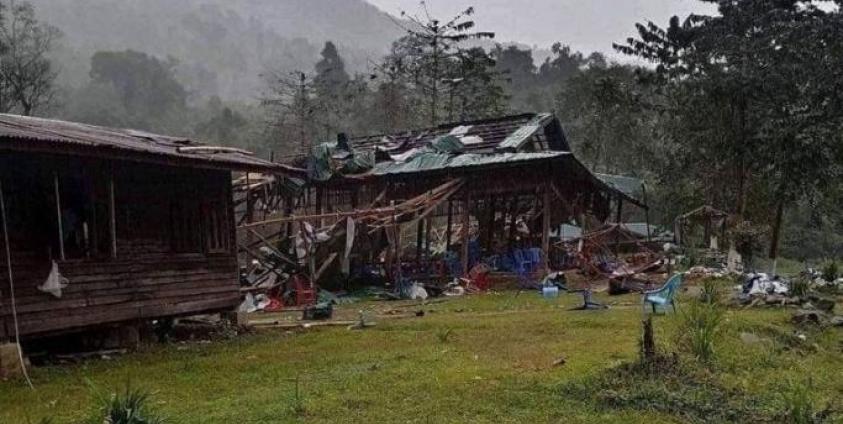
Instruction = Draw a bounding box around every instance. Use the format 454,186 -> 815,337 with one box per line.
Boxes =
295,112 -> 644,207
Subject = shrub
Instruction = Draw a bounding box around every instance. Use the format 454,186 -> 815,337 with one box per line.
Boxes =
699,278 -> 724,304
821,262 -> 838,283
87,386 -> 166,424
678,302 -> 724,363
790,277 -> 811,298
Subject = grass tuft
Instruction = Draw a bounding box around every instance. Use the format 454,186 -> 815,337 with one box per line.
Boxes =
86,385 -> 166,424
677,301 -> 725,363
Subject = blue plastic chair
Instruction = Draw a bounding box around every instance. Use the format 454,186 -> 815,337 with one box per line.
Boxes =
512,249 -> 532,273
443,251 -> 462,278
527,248 -> 543,271
642,274 -> 683,314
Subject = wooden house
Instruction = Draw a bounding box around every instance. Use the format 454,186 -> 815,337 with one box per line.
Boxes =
0,114 -> 279,339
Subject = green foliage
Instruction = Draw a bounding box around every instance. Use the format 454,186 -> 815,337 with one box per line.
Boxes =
678,302 -> 724,363
86,386 -> 166,424
781,378 -> 832,424
699,278 -> 725,305
89,50 -> 187,126
790,277 -> 811,299
562,359 -> 771,423
821,262 -> 838,283
0,0 -> 61,115
614,1 -> 843,262
436,328 -> 454,343
381,6 -> 503,127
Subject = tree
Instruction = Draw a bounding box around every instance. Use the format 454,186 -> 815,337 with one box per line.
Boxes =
615,0 -> 843,267
0,0 -> 60,115
262,70 -> 321,154
556,64 -> 656,175
386,5 -> 496,125
195,96 -> 248,145
89,50 -> 188,128
493,45 -> 538,112
313,41 -> 349,98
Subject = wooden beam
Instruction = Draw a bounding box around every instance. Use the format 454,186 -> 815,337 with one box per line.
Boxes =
54,172 -> 65,261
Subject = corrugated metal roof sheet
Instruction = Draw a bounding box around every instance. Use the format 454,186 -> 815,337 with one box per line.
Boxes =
0,114 -> 279,171
371,151 -> 569,176
351,113 -> 557,155
597,173 -> 644,201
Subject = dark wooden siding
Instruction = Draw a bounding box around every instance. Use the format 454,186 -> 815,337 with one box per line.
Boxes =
0,152 -> 239,339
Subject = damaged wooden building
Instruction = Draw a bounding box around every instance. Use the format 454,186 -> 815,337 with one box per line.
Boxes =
239,112 -> 645,285
0,114 -> 279,340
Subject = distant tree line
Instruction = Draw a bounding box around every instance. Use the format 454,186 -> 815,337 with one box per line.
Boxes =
9,0 -> 843,263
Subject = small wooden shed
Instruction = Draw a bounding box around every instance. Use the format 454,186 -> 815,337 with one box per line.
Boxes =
0,114 -> 278,339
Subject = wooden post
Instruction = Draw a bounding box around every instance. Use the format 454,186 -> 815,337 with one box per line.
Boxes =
508,195 -> 518,249
485,196 -> 497,252
315,187 -> 324,228
446,200 -> 453,252
642,185 -> 652,243
416,219 -> 424,265
614,196 -> 623,254
461,192 -> 471,276
54,172 -> 65,261
542,186 -> 551,272
109,171 -> 117,258
245,173 -> 254,263
424,217 -> 432,259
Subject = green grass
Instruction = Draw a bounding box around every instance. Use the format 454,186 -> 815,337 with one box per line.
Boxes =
1,290 -> 841,423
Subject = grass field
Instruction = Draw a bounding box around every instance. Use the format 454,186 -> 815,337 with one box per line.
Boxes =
1,287 -> 841,423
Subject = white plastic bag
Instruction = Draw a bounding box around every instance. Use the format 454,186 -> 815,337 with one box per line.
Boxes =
409,283 -> 428,301
38,261 -> 69,298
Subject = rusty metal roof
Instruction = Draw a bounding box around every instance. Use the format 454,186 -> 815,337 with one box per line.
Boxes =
0,114 -> 280,171
351,112 -> 569,154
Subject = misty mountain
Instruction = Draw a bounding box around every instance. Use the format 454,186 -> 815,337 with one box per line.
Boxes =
28,0 -> 404,101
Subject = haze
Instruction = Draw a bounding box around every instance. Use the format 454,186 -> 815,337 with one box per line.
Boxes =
368,0 -> 716,56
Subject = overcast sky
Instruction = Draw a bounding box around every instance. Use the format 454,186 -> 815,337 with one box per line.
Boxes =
366,0 -> 716,58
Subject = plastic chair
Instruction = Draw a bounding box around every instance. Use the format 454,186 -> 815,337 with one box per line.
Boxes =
527,248 -> 543,271
293,274 -> 317,306
512,249 -> 532,274
642,274 -> 683,314
461,263 -> 491,291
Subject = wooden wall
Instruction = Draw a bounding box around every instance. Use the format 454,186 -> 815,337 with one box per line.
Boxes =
0,152 -> 239,339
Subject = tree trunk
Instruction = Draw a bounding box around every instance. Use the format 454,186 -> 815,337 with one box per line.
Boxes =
768,200 -> 785,274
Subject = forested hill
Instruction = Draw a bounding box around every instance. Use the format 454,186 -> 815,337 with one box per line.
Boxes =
28,0 -> 403,101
